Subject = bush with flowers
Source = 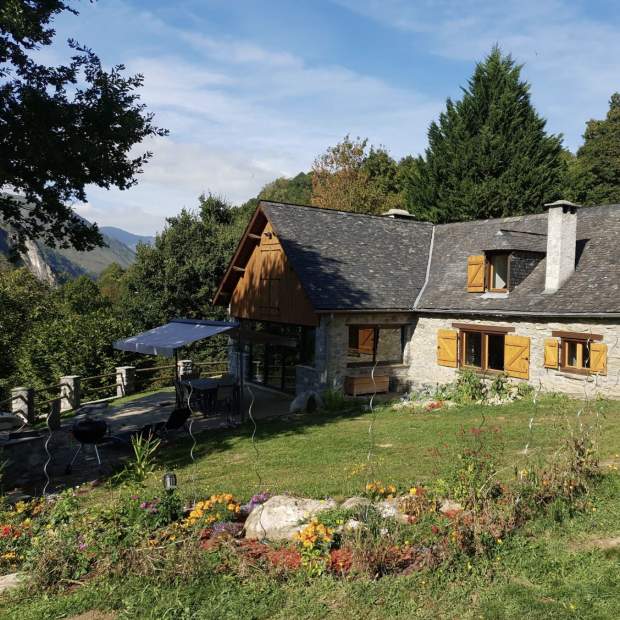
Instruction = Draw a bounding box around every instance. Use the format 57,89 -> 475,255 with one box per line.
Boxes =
294,516 -> 334,575
364,480 -> 397,501
182,493 -> 242,530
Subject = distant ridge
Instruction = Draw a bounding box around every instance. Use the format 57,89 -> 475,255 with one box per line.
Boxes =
100,226 -> 155,250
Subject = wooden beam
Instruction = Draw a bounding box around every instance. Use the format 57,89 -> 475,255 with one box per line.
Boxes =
551,330 -> 603,341
248,233 -> 261,240
451,322 -> 515,334
232,266 -> 245,273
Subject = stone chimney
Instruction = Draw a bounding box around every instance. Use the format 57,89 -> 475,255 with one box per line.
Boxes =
544,200 -> 579,293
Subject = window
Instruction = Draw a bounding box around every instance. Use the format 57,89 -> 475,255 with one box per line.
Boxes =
488,253 -> 509,291
551,331 -> 607,375
563,339 -> 591,371
347,325 -> 405,367
459,329 -> 507,373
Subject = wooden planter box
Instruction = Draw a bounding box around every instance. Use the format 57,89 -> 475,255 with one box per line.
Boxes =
344,374 -> 390,396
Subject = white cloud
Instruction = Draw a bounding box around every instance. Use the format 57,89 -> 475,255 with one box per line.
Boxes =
334,0 -> 620,149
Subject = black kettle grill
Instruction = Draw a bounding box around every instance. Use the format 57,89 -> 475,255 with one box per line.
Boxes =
65,417 -> 109,474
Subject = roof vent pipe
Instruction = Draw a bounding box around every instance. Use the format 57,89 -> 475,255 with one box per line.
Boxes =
543,200 -> 579,293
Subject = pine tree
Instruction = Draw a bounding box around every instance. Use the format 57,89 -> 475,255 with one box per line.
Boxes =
569,93 -> 620,205
405,47 -> 564,222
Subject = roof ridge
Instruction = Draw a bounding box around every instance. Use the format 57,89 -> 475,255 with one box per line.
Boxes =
260,200 -> 434,225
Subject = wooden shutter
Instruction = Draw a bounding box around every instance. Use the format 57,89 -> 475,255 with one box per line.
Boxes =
437,329 -> 458,367
590,343 -> 607,375
467,255 -> 486,292
358,328 -> 375,355
543,338 -> 559,369
504,334 -> 530,379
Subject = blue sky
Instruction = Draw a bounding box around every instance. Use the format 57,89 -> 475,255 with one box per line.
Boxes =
47,0 -> 620,234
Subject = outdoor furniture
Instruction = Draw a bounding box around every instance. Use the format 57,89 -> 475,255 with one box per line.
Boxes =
344,374 -> 390,396
180,376 -> 240,421
65,417 -> 109,474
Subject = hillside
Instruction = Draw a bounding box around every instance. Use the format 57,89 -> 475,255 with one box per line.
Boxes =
0,223 -> 136,284
100,226 -> 155,250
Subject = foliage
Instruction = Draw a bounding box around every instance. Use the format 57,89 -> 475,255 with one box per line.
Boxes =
183,494 -> 241,529
295,517 -> 334,576
566,93 -> 620,205
404,47 -> 564,222
0,0 -> 166,250
116,194 -> 248,353
311,136 -> 406,214
124,433 -> 161,484
258,172 -> 313,205
364,480 -> 397,500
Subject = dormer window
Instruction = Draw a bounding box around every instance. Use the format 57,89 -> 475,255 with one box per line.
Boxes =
487,253 -> 509,292
466,253 -> 510,293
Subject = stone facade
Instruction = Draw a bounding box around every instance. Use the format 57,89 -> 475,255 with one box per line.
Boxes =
407,314 -> 620,398
298,312 -> 620,399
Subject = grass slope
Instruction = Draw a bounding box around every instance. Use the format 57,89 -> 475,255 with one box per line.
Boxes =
2,395 -> 619,619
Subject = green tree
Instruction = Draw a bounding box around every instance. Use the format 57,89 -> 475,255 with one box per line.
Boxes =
0,0 -> 166,250
568,93 -> 620,205
259,172 -> 312,205
405,47 -> 564,222
311,136 -> 405,214
119,195 -> 247,330
0,266 -> 52,398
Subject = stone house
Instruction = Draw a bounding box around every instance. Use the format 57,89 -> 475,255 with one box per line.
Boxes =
214,200 -> 620,398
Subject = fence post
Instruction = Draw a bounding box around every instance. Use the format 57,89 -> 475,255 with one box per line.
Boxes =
177,359 -> 193,380
60,375 -> 81,413
116,366 -> 135,398
11,387 -> 35,425
49,398 -> 61,430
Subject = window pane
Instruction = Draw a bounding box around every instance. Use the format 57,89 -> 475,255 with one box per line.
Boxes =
491,254 -> 509,289
567,341 -> 578,366
376,327 -> 404,364
464,332 -> 482,367
583,342 -> 591,368
488,334 -> 505,370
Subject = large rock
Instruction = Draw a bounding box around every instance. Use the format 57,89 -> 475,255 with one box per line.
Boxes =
376,497 -> 410,524
289,391 -> 323,414
340,496 -> 371,511
0,573 -> 23,594
244,495 -> 336,541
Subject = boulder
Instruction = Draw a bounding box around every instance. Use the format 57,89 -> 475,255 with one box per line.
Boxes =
289,391 -> 323,414
244,495 -> 336,541
340,496 -> 372,511
376,497 -> 410,524
0,573 -> 23,594
439,499 -> 464,517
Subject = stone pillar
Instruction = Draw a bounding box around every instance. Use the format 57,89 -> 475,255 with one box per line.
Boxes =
11,387 -> 34,424
116,366 -> 135,398
60,375 -> 81,412
177,359 -> 193,380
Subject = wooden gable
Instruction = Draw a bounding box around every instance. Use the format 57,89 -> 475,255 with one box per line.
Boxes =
214,209 -> 318,326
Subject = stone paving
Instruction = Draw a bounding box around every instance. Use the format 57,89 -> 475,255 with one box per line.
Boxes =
1,385 -> 292,497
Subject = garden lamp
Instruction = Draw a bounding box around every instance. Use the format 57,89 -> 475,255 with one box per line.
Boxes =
163,471 -> 177,492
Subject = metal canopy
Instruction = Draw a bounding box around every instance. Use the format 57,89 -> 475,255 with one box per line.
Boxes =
113,318 -> 238,358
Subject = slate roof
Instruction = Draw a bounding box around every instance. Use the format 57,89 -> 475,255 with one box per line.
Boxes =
416,204 -> 620,316
260,202 -> 434,311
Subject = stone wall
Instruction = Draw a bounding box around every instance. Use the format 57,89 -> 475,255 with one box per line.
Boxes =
407,314 -> 620,398
317,312 -> 412,392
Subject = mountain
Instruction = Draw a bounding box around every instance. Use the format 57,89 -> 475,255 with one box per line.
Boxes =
100,226 -> 155,250
0,224 -> 136,284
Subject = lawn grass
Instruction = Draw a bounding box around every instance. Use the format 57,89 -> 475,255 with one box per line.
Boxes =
2,394 -> 619,619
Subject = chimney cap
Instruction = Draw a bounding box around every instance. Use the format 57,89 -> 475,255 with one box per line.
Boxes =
382,208 -> 416,219
544,199 -> 580,210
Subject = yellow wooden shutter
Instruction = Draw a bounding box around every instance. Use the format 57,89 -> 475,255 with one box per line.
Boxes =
505,334 -> 530,379
467,255 -> 486,292
358,328 -> 375,355
437,329 -> 458,367
590,343 -> 607,375
543,338 -> 559,369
